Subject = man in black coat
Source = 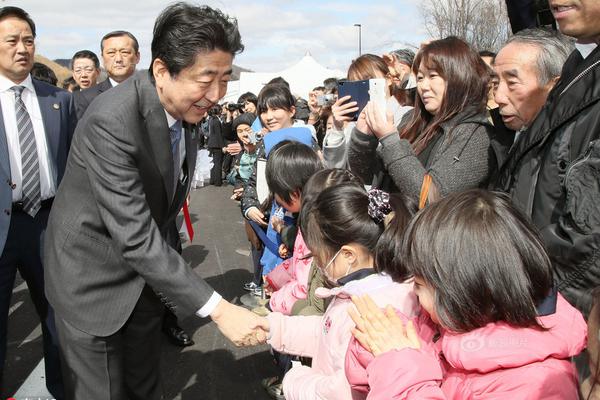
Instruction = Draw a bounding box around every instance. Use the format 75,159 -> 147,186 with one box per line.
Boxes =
496,0 -> 600,315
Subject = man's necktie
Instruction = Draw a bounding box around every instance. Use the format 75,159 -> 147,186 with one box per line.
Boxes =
13,85 -> 41,217
169,120 -> 182,192
169,121 -> 194,241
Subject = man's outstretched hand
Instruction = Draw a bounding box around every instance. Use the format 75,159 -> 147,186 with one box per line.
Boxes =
210,299 -> 269,346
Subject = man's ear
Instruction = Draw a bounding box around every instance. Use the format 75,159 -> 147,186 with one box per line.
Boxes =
546,75 -> 561,92
152,58 -> 170,88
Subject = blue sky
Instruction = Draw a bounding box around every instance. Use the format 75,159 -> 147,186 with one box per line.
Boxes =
5,0 -> 428,73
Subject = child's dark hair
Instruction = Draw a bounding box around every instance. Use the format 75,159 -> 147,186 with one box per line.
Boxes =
301,169 -> 363,208
257,83 -> 296,116
374,193 -> 417,282
402,189 -> 553,332
265,141 -> 323,204
301,184 -> 414,281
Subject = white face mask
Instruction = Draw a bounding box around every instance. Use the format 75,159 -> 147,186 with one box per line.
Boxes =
321,248 -> 353,285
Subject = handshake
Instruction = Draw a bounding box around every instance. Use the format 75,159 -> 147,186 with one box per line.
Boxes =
210,298 -> 270,346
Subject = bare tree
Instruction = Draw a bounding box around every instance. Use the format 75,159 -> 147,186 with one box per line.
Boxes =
420,0 -> 510,51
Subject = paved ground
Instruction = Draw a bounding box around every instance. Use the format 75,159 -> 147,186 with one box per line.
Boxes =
3,184 -> 278,399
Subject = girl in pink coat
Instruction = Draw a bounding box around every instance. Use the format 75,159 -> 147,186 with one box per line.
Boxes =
346,189 -> 587,400
258,183 -> 420,400
265,168 -> 366,315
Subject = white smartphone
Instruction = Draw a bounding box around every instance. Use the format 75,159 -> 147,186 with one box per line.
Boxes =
369,78 -> 387,120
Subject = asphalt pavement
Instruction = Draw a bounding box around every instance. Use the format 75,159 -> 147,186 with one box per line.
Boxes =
3,184 -> 278,399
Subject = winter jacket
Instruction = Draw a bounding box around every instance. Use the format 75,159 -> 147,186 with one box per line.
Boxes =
348,108 -> 494,199
267,271 -> 418,400
290,261 -> 329,317
266,230 -> 312,315
494,45 -> 600,315
345,292 -> 587,399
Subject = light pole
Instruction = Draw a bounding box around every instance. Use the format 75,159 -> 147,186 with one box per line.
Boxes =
354,23 -> 362,57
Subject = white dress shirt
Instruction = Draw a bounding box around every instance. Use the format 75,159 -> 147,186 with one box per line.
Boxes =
163,110 -> 222,317
0,74 -> 57,202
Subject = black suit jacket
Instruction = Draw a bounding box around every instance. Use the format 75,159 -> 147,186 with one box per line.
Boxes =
72,78 -> 113,120
44,71 -> 213,335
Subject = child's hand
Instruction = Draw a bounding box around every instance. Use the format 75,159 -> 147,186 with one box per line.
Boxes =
278,243 -> 289,258
349,295 -> 421,357
231,187 -> 243,200
271,216 -> 285,234
263,281 -> 274,296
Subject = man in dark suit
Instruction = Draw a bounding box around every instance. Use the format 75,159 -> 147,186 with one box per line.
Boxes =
72,30 -> 140,120
73,30 -> 192,347
44,4 -> 266,398
0,6 -> 75,397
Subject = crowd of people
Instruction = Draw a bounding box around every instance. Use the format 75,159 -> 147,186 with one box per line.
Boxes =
1,1 -> 599,400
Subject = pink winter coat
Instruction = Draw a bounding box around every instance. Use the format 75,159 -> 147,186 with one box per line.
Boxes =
345,292 -> 587,400
266,230 -> 312,314
267,272 -> 419,400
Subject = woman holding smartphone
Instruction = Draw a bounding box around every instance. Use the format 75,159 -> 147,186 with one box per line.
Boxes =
348,37 -> 495,204
323,54 -> 412,169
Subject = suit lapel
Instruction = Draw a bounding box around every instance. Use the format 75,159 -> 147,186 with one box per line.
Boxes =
32,80 -> 60,168
0,104 -> 10,180
138,74 -> 174,202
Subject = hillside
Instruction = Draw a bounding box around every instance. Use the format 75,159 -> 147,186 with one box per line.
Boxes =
34,54 -> 71,84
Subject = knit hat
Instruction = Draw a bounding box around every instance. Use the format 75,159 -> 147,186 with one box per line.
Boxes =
391,48 -> 416,67
232,113 -> 257,132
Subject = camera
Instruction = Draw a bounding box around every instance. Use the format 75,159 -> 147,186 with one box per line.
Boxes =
248,130 -> 263,145
317,94 -> 335,107
227,102 -> 245,112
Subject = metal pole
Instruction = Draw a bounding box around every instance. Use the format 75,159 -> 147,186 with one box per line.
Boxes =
354,24 -> 362,56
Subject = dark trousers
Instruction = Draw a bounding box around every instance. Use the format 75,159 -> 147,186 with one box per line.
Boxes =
209,148 -> 223,186
0,207 -> 63,398
55,285 -> 164,400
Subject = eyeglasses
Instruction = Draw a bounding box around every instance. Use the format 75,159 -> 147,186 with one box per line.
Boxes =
73,67 -> 96,75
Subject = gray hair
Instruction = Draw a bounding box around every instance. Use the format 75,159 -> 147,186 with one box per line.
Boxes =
505,28 -> 574,86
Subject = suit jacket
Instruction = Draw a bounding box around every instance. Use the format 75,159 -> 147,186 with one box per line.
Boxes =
44,71 -> 213,336
0,78 -> 76,253
72,78 -> 112,120
207,115 -> 225,149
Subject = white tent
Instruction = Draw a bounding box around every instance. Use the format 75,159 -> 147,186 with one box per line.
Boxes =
223,52 -> 345,103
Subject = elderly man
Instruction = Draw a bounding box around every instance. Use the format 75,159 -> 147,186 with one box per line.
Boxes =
44,3 -> 265,398
70,49 -> 100,90
493,29 -> 573,136
495,0 -> 600,315
73,30 -> 140,119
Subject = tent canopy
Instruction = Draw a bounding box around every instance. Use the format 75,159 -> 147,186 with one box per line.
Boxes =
224,52 -> 345,103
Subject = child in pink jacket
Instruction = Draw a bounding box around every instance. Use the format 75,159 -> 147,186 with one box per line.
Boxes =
260,184 -> 419,400
265,169 -> 367,315
346,190 -> 587,399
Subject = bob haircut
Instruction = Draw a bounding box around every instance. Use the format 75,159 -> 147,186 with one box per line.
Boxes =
257,83 -> 296,115
402,36 -> 489,154
265,141 -> 323,204
402,189 -> 553,332
347,54 -> 388,81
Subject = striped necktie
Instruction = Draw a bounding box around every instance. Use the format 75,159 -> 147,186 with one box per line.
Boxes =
169,120 -> 182,192
12,85 -> 41,217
